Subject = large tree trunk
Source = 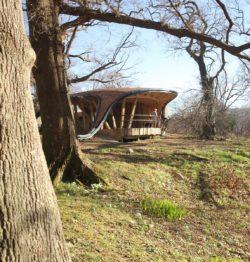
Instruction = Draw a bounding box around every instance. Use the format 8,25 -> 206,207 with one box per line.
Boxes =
0,1 -> 70,260
199,62 -> 216,140
200,78 -> 216,140
27,0 -> 101,185
194,53 -> 216,140
186,42 -> 216,140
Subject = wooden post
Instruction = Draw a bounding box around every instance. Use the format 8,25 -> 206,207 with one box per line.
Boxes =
110,111 -> 117,129
78,102 -> 91,130
120,99 -> 126,128
128,98 -> 137,128
81,110 -> 88,130
90,105 -> 95,122
77,101 -> 85,113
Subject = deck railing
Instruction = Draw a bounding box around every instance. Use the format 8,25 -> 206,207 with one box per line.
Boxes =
118,114 -> 167,129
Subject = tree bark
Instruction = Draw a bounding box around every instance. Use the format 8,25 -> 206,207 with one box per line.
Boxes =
0,1 -> 70,260
200,79 -> 216,140
197,59 -> 216,140
27,0 -> 101,185
187,44 -> 216,140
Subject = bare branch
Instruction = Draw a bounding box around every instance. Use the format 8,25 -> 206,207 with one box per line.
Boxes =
61,16 -> 90,32
214,0 -> 233,43
65,26 -> 78,55
59,2 -> 250,60
69,61 -> 116,83
68,27 -> 136,86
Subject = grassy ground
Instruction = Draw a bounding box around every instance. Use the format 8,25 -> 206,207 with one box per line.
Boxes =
56,134 -> 250,262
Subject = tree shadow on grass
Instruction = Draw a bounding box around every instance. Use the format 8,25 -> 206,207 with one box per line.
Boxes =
83,148 -> 209,169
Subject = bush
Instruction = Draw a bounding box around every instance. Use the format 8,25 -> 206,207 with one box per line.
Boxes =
140,198 -> 186,221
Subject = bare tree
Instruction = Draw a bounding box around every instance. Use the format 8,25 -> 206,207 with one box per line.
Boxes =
231,107 -> 250,137
0,0 -> 69,260
167,93 -> 233,137
167,63 -> 249,139
184,45 -> 249,139
216,65 -> 250,110
26,0 -> 137,184
167,65 -> 250,138
27,0 -> 102,185
155,0 -> 249,139
60,0 -> 250,61
26,0 -> 250,182
185,40 -> 221,139
66,27 -> 137,89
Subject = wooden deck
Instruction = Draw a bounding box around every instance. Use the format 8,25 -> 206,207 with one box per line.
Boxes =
99,127 -> 161,141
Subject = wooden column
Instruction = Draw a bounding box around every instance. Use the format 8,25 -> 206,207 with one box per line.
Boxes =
120,99 -> 126,128
128,98 -> 137,128
90,105 -> 95,122
81,110 -> 88,130
73,103 -> 84,130
78,102 -> 91,130
110,111 -> 117,129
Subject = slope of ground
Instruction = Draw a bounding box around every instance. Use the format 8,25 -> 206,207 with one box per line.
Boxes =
56,134 -> 250,261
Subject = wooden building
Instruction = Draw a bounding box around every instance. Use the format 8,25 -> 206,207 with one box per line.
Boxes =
71,88 -> 177,141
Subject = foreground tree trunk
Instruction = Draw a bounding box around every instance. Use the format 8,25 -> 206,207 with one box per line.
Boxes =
0,1 -> 70,260
27,0 -> 100,185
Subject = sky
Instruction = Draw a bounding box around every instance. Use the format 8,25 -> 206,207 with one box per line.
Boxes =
69,24 -> 199,92
68,22 -> 244,110
23,1 -> 249,110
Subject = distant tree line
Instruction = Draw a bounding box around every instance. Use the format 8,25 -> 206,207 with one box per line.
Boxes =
167,99 -> 250,138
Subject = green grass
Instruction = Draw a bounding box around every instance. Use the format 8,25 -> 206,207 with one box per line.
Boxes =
210,149 -> 250,163
57,135 -> 250,261
210,257 -> 243,262
140,198 -> 187,220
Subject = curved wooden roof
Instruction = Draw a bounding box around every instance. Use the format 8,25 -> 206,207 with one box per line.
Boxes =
71,88 -> 177,139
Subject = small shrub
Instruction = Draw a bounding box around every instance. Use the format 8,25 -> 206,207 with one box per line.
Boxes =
91,183 -> 103,192
140,198 -> 186,221
55,182 -> 88,196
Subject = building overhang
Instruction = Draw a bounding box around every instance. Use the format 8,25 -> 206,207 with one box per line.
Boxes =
71,87 -> 178,140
